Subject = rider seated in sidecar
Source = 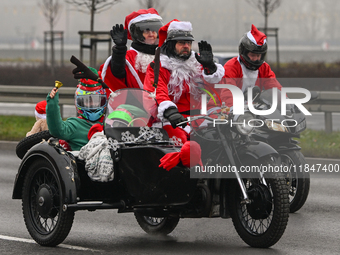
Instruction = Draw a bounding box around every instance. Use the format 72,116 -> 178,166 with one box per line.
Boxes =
46,67 -> 108,151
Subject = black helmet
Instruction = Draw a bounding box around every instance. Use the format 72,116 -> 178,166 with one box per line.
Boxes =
239,24 -> 267,70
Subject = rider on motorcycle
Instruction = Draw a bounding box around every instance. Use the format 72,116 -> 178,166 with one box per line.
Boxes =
220,24 -> 282,107
100,8 -> 163,91
144,19 -> 225,144
46,67 -> 107,151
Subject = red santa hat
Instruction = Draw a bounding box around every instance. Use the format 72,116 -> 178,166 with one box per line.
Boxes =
158,19 -> 194,47
35,100 -> 47,119
247,24 -> 267,46
124,8 -> 162,40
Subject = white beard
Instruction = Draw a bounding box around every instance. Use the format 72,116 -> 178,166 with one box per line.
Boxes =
160,52 -> 203,103
135,52 -> 155,73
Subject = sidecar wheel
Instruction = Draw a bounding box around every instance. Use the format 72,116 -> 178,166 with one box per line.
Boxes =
16,130 -> 52,159
281,150 -> 310,213
134,212 -> 179,235
22,159 -> 74,246
228,157 -> 289,248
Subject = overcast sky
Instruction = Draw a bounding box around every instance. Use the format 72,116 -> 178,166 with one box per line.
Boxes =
1,0 -> 340,49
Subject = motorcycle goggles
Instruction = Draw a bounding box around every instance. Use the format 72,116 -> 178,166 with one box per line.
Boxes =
76,94 -> 107,110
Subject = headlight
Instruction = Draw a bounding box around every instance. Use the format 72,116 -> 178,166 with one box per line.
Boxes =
234,112 -> 255,135
295,120 -> 306,133
265,120 -> 288,132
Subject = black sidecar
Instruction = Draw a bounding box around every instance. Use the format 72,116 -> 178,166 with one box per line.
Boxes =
12,89 -> 199,246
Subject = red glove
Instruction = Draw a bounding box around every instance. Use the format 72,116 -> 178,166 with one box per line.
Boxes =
159,141 -> 202,171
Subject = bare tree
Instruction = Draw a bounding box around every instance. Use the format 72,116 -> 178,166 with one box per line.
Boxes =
65,0 -> 121,31
39,0 -> 63,75
137,0 -> 167,14
245,0 -> 282,35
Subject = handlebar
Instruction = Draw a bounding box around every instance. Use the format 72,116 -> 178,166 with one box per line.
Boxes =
176,115 -> 219,127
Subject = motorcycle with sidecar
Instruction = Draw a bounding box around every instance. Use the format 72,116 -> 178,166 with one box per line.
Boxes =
12,85 -> 289,248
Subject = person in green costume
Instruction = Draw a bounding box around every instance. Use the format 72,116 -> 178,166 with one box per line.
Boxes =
46,67 -> 108,151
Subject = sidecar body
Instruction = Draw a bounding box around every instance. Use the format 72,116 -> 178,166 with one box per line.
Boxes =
12,88 -> 198,212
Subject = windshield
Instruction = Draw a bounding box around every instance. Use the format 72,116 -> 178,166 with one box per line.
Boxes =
258,88 -> 294,112
105,89 -> 158,128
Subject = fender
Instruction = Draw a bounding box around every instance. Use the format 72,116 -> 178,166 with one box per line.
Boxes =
12,140 -> 79,205
236,140 -> 279,160
269,142 -> 301,153
251,133 -> 301,153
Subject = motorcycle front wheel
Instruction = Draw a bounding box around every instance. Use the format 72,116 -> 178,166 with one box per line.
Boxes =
134,212 -> 179,235
22,159 -> 74,246
228,156 -> 289,248
281,150 -> 310,213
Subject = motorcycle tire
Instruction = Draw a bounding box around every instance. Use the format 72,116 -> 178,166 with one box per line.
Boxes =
16,130 -> 53,159
22,158 -> 74,246
281,150 -> 310,213
228,156 -> 289,248
134,212 -> 179,235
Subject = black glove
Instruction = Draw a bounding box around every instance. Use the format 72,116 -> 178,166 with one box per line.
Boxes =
111,45 -> 127,78
163,107 -> 187,129
110,24 -> 127,78
110,24 -> 128,47
195,40 -> 217,75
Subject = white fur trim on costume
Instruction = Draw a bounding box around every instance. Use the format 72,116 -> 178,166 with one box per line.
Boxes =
35,110 -> 46,119
240,60 -> 259,92
152,120 -> 191,134
125,59 -> 144,89
157,101 -> 177,121
128,13 -> 162,31
101,56 -> 112,82
202,63 -> 224,84
101,53 -> 143,89
168,21 -> 192,32
247,31 -> 266,46
135,51 -> 155,73
183,125 -> 191,134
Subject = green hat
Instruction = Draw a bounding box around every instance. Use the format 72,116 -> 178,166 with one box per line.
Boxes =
79,67 -> 101,88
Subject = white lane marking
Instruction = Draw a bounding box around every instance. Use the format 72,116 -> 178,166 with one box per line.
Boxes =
0,234 -> 102,252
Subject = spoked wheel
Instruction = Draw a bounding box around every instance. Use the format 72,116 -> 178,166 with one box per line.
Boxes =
228,156 -> 289,248
22,159 -> 74,246
134,212 -> 179,235
281,150 -> 310,213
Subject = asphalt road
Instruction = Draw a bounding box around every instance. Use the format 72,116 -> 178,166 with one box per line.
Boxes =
1,147 -> 340,255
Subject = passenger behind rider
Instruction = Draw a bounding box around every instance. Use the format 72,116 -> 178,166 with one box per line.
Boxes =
219,24 -> 282,107
46,67 -> 107,151
100,8 -> 163,91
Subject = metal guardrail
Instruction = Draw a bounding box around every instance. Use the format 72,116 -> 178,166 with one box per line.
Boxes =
287,91 -> 340,133
0,85 -> 339,132
0,85 -> 75,118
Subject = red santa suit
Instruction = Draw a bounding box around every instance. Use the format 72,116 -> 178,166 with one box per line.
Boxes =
219,56 -> 282,107
99,8 -> 162,92
144,51 -> 224,145
100,48 -> 154,90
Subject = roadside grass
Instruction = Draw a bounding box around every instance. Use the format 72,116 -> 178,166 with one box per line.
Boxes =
0,115 -> 339,159
297,129 -> 340,159
0,115 -> 36,141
